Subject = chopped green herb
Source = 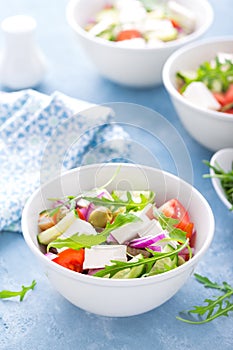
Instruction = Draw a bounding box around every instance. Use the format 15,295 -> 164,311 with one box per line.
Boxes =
177,57 -> 233,93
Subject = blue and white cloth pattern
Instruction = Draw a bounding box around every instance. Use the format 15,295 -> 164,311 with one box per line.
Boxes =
0,90 -> 130,233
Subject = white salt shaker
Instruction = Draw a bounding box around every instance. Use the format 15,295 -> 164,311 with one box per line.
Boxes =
0,15 -> 47,89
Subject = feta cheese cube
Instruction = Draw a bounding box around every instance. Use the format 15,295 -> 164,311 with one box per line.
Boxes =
137,219 -> 163,237
63,218 -> 97,237
183,82 -> 221,110
83,245 -> 127,269
110,219 -> 148,244
111,205 -> 153,243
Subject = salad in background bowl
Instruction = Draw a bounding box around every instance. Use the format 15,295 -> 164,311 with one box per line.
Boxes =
22,163 -> 214,317
85,0 -> 196,47
204,148 -> 233,211
176,53 -> 233,114
163,37 -> 233,151
66,0 -> 213,87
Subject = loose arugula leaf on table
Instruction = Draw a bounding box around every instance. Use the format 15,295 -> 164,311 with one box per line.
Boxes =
0,280 -> 36,302
47,212 -> 141,251
177,274 -> 233,324
203,160 -> 233,210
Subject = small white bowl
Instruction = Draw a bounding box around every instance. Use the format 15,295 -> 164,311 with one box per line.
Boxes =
210,148 -> 233,210
22,163 -> 214,317
66,0 -> 213,88
163,36 -> 233,151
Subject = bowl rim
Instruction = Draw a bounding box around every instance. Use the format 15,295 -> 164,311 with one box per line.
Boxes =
66,0 -> 214,52
210,148 -> 233,210
22,162 -> 215,286
162,35 -> 233,121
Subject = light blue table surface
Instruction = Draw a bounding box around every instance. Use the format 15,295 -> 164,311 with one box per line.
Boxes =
0,1 -> 233,349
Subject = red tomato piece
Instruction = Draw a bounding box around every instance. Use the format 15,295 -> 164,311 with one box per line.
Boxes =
76,208 -> 86,221
223,84 -> 233,105
225,108 -> 233,114
159,199 -> 194,239
116,29 -> 142,41
212,92 -> 226,106
170,18 -> 181,29
53,248 -> 85,272
213,84 -> 233,108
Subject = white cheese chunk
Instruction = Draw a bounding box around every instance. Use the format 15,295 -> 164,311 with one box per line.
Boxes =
111,204 -> 153,243
144,18 -> 173,32
116,0 -> 146,23
62,218 -> 97,237
183,81 -> 221,111
83,245 -> 127,269
111,220 -> 148,244
137,219 -> 163,237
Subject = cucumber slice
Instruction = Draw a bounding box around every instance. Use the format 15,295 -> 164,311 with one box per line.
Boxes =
112,254 -> 144,279
37,210 -> 76,245
163,244 -> 178,265
147,256 -> 177,276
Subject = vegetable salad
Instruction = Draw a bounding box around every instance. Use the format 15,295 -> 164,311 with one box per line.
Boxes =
85,0 -> 196,48
38,184 -> 195,279
176,52 -> 233,114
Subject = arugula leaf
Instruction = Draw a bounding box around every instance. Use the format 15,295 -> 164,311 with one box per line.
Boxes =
46,166 -> 123,216
47,213 -> 141,251
194,273 -> 233,292
83,191 -> 155,213
0,280 -> 36,302
177,274 -> 233,324
94,239 -> 189,278
156,211 -> 187,242
177,56 -> 233,93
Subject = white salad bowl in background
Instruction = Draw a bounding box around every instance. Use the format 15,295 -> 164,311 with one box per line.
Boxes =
163,37 -> 233,151
210,148 -> 233,210
22,163 -> 214,317
66,0 -> 213,88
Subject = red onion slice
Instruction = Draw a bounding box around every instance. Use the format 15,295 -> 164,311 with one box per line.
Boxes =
129,232 -> 166,249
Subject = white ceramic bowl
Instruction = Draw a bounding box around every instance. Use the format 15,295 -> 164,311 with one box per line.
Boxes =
163,37 -> 233,151
66,0 -> 213,88
210,148 -> 233,210
22,163 -> 214,317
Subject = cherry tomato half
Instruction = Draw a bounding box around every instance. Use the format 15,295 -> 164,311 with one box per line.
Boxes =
116,29 -> 142,41
213,84 -> 233,108
159,199 -> 194,239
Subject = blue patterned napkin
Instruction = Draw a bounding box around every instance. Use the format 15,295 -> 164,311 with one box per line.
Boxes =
0,90 -> 130,233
